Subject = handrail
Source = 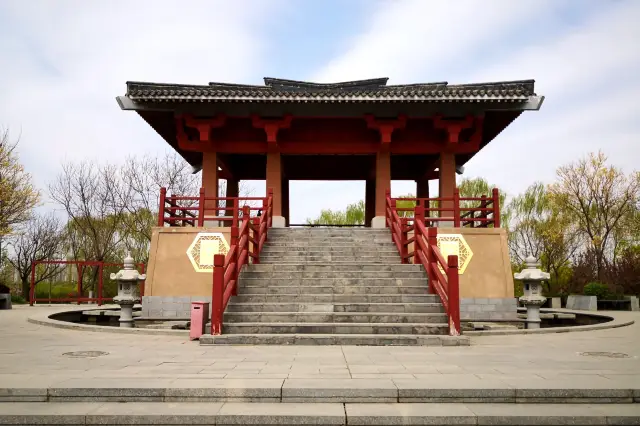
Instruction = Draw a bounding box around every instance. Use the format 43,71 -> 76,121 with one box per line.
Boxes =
390,187 -> 500,228
210,189 -> 274,335
386,189 -> 461,336
414,214 -> 461,336
157,187 -> 270,228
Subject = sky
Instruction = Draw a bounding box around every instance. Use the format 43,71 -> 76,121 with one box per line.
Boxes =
1,0 -> 638,223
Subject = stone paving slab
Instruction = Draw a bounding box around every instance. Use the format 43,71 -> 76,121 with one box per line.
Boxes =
1,402 -> 640,425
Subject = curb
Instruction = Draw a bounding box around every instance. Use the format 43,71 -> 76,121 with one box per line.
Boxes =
465,309 -> 634,336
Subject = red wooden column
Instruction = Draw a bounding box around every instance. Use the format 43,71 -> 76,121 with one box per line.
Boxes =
365,179 -> 375,227
266,150 -> 283,227
416,178 -> 430,224
374,149 -> 391,227
225,178 -> 239,227
253,115 -> 291,228
281,178 -> 290,227
439,151 -> 456,227
365,114 -> 406,228
202,151 -> 218,226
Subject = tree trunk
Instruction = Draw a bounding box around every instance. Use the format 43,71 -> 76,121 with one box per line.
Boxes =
21,277 -> 31,301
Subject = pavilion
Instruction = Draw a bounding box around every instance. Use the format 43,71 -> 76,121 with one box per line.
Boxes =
117,77 -> 543,227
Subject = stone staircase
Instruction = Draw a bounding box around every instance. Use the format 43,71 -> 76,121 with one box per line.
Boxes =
202,228 -> 460,345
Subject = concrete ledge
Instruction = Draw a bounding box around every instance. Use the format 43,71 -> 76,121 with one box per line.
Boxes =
1,402 -> 639,425
27,306 -> 189,336
2,378 -> 639,404
465,308 -> 633,336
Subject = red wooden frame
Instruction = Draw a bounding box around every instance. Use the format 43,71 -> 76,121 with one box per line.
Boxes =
210,189 -> 274,335
29,260 -> 146,306
158,187 -> 268,228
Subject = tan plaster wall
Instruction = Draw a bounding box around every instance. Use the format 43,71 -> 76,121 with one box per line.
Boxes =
146,227 -> 231,297
408,228 -> 514,299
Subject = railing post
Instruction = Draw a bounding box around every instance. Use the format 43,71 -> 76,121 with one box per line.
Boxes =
447,254 -> 461,336
97,262 -> 103,306
385,188 -> 391,228
211,254 -> 225,335
242,206 -> 251,267
198,187 -> 205,227
29,262 -> 36,306
252,217 -> 260,265
426,227 -> 438,294
400,218 -> 409,264
157,187 -> 167,227
390,198 -> 397,241
492,188 -> 500,228
414,204 -> 424,265
453,187 -> 461,228
139,263 -> 146,297
77,264 -> 83,305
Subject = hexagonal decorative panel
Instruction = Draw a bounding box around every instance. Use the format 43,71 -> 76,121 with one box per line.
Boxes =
436,234 -> 473,275
187,232 -> 230,273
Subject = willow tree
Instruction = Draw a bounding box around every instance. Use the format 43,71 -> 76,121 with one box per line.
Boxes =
0,129 -> 40,239
306,200 -> 365,226
548,152 -> 639,282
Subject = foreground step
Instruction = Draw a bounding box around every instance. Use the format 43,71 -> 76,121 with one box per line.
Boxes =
231,293 -> 440,303
208,322 -> 449,335
225,302 -> 445,313
223,312 -> 447,323
237,285 -> 430,295
1,402 -> 638,425
200,333 -> 463,346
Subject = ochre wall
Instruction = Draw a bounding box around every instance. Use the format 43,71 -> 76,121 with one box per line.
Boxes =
146,227 -> 231,297
408,228 -> 514,299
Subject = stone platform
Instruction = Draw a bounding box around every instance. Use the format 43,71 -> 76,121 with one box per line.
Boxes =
2,306 -> 639,424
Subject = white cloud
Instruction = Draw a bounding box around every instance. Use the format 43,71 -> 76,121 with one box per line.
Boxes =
0,0 -> 282,206
300,0 -> 640,222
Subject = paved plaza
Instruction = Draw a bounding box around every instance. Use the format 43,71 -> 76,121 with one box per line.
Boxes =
1,305 -> 639,387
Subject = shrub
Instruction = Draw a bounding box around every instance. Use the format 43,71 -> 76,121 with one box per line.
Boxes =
11,294 -> 26,304
583,282 -> 610,300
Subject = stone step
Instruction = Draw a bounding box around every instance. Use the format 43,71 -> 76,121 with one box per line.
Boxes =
237,285 -> 429,295
260,256 -> 401,263
201,333 -> 462,346
225,302 -> 445,313
263,238 -> 393,244
261,246 -> 399,253
238,278 -> 428,287
240,271 -> 425,279
244,264 -> 423,272
214,322 -> 449,335
223,312 -> 448,323
231,293 -> 440,303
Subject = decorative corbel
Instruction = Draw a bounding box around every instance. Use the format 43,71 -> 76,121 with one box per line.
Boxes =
183,113 -> 227,142
433,114 -> 474,143
251,114 -> 293,148
175,116 -> 213,152
364,114 -> 407,145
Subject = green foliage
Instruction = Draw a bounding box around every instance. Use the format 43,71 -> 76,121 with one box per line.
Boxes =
583,282 -> 610,300
306,200 -> 365,225
0,129 -> 40,236
458,177 -> 508,226
11,294 -> 26,304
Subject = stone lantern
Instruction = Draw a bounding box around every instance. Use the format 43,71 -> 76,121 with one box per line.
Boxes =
514,256 -> 549,329
110,254 -> 146,328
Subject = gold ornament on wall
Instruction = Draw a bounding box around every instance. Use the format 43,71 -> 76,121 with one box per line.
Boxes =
436,234 -> 473,275
187,233 -> 230,273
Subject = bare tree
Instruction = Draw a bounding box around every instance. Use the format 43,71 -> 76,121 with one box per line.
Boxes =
549,152 -> 640,281
7,212 -> 65,298
49,161 -> 128,291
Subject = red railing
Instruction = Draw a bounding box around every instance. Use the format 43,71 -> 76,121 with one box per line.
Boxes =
210,189 -> 273,335
391,187 -> 501,228
158,187 -> 268,228
29,260 -> 146,306
385,192 -> 462,336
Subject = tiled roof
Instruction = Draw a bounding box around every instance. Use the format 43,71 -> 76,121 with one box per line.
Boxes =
125,77 -> 536,103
